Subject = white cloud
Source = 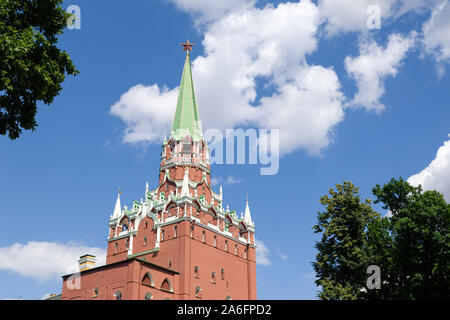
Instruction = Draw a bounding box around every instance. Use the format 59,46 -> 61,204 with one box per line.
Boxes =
345,33 -> 415,112
408,134 -> 450,202
110,84 -> 178,144
211,175 -> 243,186
255,238 -> 271,266
254,64 -> 344,155
423,1 -> 450,66
0,241 -> 106,282
193,0 -> 324,132
167,0 -> 256,22
275,248 -> 288,261
319,0 -> 433,36
319,0 -> 392,35
225,176 -> 242,184
112,0 -> 346,156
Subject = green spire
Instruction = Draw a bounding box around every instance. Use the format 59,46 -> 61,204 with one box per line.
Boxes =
171,50 -> 201,140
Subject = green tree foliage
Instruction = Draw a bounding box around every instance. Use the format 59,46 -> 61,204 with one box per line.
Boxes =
0,0 -> 78,139
312,181 -> 379,300
314,177 -> 450,300
372,178 -> 450,299
364,215 -> 395,299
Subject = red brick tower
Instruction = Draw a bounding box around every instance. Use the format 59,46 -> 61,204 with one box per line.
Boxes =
61,41 -> 256,300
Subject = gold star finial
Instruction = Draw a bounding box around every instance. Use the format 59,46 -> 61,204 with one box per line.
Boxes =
181,40 -> 195,54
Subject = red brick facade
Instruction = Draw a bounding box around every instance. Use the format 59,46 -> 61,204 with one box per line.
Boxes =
61,165 -> 257,300
61,50 -> 256,300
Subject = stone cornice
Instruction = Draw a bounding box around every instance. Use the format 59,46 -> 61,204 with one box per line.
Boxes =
107,231 -> 136,242
161,161 -> 210,173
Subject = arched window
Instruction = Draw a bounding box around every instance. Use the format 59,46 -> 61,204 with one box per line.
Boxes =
144,236 -> 147,247
190,224 -> 194,238
225,240 -> 228,252
145,292 -> 153,300
194,265 -> 199,278
202,231 -> 206,243
142,272 -> 154,287
214,235 -> 217,247
235,244 -> 238,255
221,268 -> 225,280
174,226 -> 178,238
125,239 -> 129,249
226,295 -> 232,300
121,217 -> 129,232
195,286 -> 202,298
244,248 -> 247,259
225,217 -> 232,232
161,278 -> 173,293
114,290 -> 122,300
114,242 -> 118,253
161,230 -> 165,241
92,287 -> 98,298
211,272 -> 216,284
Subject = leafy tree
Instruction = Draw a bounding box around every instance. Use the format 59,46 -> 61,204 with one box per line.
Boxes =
372,177 -> 450,299
0,0 -> 78,139
364,215 -> 395,299
313,181 -> 379,300
314,178 -> 450,300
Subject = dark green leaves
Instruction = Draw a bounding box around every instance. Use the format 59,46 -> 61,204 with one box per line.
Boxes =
314,178 -> 450,299
0,0 -> 78,139
313,181 -> 379,300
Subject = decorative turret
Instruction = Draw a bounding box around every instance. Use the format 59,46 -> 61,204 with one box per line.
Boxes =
78,254 -> 96,271
64,41 -> 257,301
105,41 -> 256,269
159,40 -> 210,183
112,190 -> 122,219
171,40 -> 202,141
243,195 -> 254,226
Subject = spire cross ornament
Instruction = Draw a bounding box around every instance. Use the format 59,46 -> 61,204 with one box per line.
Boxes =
181,40 -> 195,54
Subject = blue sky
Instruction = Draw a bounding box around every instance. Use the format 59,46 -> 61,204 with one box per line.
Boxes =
1,0 -> 450,300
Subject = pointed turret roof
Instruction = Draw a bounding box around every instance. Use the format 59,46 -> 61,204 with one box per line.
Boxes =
112,192 -> 122,219
244,196 -> 253,226
172,43 -> 202,140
